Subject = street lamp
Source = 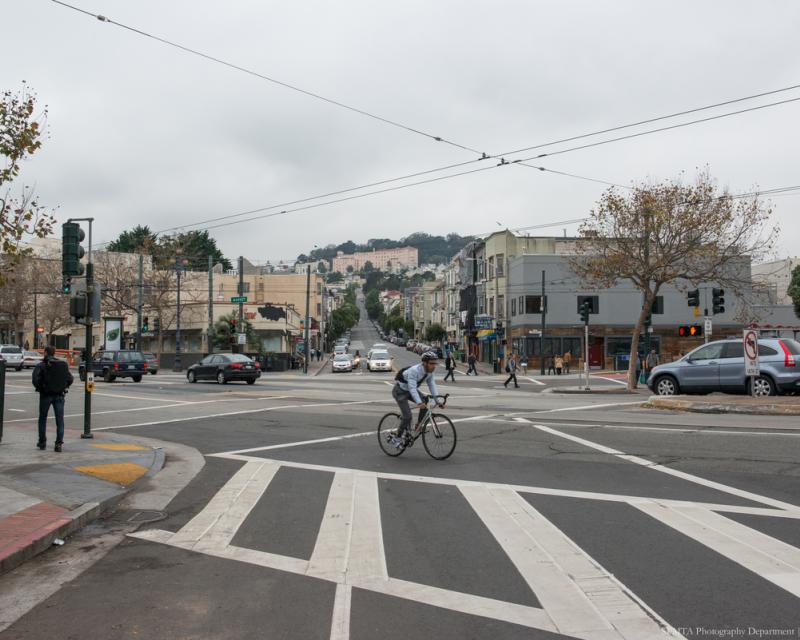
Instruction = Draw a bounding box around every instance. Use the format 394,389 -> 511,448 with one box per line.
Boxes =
173,254 -> 189,371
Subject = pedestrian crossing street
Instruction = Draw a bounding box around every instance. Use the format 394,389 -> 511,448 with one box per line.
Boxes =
130,452 -> 800,640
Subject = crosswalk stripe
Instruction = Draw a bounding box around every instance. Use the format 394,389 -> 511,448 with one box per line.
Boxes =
633,501 -> 800,599
347,475 -> 388,582
309,472 -> 356,581
461,485 -> 677,639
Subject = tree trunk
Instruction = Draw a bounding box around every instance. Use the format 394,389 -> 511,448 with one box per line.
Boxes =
626,288 -> 657,391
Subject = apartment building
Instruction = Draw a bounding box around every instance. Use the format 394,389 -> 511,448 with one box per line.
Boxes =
332,246 -> 418,273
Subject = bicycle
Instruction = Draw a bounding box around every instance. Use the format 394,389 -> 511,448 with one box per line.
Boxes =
377,394 -> 457,460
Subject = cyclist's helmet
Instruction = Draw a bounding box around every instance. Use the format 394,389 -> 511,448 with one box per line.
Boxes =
421,350 -> 439,362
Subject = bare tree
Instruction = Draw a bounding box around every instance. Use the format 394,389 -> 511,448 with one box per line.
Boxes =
569,171 -> 776,390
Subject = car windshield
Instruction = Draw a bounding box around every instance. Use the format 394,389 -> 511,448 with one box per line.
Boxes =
371,351 -> 389,359
24,351 -> 39,357
2,346 -> 21,354
143,353 -> 155,359
334,354 -> 350,361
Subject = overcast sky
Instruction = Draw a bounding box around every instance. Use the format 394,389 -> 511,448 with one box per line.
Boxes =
6,0 -> 800,263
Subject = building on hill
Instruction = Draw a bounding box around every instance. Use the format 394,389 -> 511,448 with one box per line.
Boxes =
752,257 -> 799,306
332,246 -> 418,273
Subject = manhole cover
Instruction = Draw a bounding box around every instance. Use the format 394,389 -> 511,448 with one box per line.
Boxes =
127,510 -> 167,524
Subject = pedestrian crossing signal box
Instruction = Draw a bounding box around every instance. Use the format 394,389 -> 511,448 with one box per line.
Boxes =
86,371 -> 95,393
678,324 -> 704,337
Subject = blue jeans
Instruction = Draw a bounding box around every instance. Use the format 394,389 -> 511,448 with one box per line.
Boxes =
38,394 -> 66,445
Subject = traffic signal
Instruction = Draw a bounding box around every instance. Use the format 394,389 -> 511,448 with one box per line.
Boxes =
687,289 -> 700,308
712,288 -> 725,315
152,317 -> 160,332
579,300 -> 591,323
229,318 -> 237,331
69,294 -> 88,322
61,222 -> 86,277
142,316 -> 149,332
61,274 -> 72,294
678,324 -> 704,337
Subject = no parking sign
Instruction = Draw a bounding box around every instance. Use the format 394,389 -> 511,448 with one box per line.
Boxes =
743,329 -> 760,376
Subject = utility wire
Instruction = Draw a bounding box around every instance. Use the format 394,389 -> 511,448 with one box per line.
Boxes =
49,0 -> 486,157
95,89 -> 800,245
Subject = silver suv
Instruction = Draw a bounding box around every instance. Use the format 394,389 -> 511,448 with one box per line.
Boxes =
647,337 -> 800,397
0,345 -> 24,371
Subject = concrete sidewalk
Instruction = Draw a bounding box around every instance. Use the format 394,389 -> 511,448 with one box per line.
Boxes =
0,422 -> 163,575
646,394 -> 800,416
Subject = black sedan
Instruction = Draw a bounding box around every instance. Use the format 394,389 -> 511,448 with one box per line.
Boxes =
186,353 -> 261,385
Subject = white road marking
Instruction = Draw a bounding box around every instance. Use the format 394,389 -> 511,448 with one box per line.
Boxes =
522,420 -> 800,513
93,400 -> 376,431
461,485 -> 678,638
524,377 -> 546,386
348,475 -> 388,582
92,391 -> 193,403
3,400 -> 224,424
309,472 -> 355,581
7,408 -> 25,412
633,501 -> 800,598
534,400 -> 644,413
329,583 -> 352,640
592,375 -> 629,386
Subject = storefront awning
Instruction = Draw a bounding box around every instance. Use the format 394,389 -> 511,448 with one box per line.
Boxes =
477,329 -> 496,341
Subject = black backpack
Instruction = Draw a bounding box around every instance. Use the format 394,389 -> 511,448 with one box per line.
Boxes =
42,359 -> 71,395
394,366 -> 428,386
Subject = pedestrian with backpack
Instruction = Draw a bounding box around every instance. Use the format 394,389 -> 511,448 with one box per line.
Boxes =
32,346 -> 73,452
443,351 -> 457,382
504,352 -> 520,389
467,352 -> 478,376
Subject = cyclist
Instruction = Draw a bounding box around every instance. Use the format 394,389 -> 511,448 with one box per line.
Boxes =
391,350 -> 441,447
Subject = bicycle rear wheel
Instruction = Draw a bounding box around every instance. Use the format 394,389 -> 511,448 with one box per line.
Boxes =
378,412 -> 406,457
422,414 -> 457,460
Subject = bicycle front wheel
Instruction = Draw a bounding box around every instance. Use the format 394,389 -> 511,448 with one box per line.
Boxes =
378,412 -> 406,457
422,414 -> 457,460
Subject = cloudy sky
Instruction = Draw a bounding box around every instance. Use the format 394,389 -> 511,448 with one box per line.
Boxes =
6,0 -> 800,263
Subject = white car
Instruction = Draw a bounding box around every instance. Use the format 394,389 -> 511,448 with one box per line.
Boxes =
367,350 -> 392,372
368,343 -> 388,358
0,345 -> 24,371
23,350 -> 44,368
334,344 -> 348,355
332,354 -> 354,372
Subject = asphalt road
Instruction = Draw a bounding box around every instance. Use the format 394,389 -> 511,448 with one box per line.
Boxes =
2,310 -> 799,639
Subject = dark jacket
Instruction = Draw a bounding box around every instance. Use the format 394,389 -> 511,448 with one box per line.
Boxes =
32,356 -> 74,395
445,355 -> 455,370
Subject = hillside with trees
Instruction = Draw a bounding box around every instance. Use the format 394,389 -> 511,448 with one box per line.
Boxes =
297,232 -> 473,266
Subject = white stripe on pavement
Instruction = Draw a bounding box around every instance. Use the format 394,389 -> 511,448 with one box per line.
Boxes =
534,400 -> 644,413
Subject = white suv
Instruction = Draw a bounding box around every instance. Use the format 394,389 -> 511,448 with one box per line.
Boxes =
0,345 -> 24,371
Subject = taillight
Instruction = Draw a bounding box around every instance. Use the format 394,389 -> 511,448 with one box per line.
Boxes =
143,362 -> 148,369
230,363 -> 243,369
778,340 -> 796,367
114,362 -> 119,370
254,362 -> 260,369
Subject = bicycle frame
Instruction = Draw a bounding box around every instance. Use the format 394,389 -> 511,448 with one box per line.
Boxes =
408,394 -> 449,441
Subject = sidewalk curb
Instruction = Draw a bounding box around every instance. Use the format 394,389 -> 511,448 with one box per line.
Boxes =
645,396 -> 800,416
0,435 -> 173,577
313,355 -> 332,377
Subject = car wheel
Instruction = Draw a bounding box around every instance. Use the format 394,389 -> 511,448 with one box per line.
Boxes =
749,375 -> 775,397
246,378 -> 256,385
150,370 -> 158,375
16,366 -> 22,372
187,370 -> 196,383
132,375 -> 142,383
217,371 -> 227,385
103,369 -> 115,383
654,375 -> 679,396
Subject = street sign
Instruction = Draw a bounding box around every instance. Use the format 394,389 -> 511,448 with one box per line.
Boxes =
743,329 -> 759,376
237,333 -> 247,345
704,317 -> 712,336
231,296 -> 248,303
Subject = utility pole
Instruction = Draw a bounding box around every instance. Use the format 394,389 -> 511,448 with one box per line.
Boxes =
136,253 -> 143,351
33,293 -> 38,350
173,254 -> 183,372
207,255 -> 214,354
304,264 -> 311,374
238,256 -> 244,353
703,286 -> 709,344
540,269 -> 546,375
76,218 -> 95,439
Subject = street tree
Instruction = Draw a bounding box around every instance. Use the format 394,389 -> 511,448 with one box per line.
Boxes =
1,84 -> 55,284
212,312 -> 257,350
326,271 -> 343,284
789,265 -> 800,318
107,225 -> 157,254
425,323 -> 446,343
569,171 -> 775,390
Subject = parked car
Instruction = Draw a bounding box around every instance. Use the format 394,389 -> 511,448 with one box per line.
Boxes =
187,353 -> 261,385
647,337 -> 800,397
332,353 -> 354,373
143,352 -> 159,375
0,345 -> 24,371
406,340 -> 417,351
79,350 -> 148,383
367,350 -> 392,372
396,337 -> 407,347
22,350 -> 44,369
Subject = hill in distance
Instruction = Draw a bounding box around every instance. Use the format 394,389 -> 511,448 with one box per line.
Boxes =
298,232 -> 474,267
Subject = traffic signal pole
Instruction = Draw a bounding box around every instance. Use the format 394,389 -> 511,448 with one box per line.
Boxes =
238,256 -> 244,353
539,270 -> 546,376
304,264 -> 311,374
